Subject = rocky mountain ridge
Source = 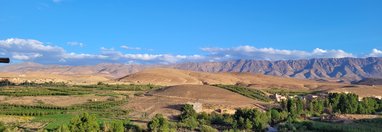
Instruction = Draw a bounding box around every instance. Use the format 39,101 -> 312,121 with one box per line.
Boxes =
1,57 -> 381,82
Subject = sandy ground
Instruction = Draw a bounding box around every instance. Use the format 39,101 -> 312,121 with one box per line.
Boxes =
0,95 -> 112,106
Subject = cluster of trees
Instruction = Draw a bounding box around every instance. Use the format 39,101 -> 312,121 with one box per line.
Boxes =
19,81 -> 68,87
0,80 -> 68,87
56,113 -> 140,132
0,79 -> 14,86
280,93 -> 382,118
232,109 -> 270,131
329,93 -> 382,114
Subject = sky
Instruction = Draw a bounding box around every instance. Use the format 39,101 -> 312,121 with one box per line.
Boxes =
0,0 -> 382,65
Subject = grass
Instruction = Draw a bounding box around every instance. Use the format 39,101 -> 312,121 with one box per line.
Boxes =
0,83 -> 157,130
291,118 -> 382,132
0,86 -> 91,96
213,84 -> 271,102
0,99 -> 130,130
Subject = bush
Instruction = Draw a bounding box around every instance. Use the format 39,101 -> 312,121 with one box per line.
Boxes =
69,113 -> 99,131
200,125 -> 218,132
147,114 -> 172,132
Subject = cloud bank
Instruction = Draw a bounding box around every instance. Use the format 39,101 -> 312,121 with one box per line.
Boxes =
0,38 -> 380,65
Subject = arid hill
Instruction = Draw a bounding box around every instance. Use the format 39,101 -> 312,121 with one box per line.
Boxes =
123,84 -> 262,119
118,68 -> 316,88
117,68 -> 347,91
118,68 -> 382,98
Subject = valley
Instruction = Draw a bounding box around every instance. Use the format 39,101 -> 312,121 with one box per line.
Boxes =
0,68 -> 381,131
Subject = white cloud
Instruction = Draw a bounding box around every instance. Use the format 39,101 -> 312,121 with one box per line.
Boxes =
0,38 -> 65,63
368,49 -> 382,57
67,41 -> 84,47
1,38 -> 380,65
0,38 -> 202,65
120,45 -> 141,50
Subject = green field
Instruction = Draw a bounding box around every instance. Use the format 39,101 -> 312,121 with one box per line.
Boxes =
0,83 -> 159,131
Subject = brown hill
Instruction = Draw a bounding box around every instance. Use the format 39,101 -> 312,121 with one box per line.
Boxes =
117,68 -> 345,91
150,85 -> 258,103
123,84 -> 262,119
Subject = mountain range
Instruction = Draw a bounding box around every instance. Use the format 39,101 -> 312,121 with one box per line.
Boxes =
1,57 -> 381,82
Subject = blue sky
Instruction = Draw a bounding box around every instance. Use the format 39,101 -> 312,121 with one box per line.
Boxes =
0,0 -> 382,65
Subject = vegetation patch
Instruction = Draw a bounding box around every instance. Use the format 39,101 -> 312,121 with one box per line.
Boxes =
213,84 -> 271,102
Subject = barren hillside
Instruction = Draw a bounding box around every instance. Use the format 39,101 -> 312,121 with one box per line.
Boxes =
123,84 -> 262,119
117,68 -> 340,90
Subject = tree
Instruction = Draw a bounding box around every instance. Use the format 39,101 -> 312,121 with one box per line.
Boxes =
358,97 -> 378,114
179,104 -> 199,130
287,99 -> 297,118
200,125 -> 218,132
147,114 -> 171,132
111,120 -> 124,132
69,112 -> 100,132
244,119 -> 253,130
180,117 -> 199,130
312,99 -> 324,113
233,108 -> 270,131
270,109 -> 281,124
296,98 -> 304,115
253,110 -> 270,131
180,104 -> 197,120
198,112 -> 211,125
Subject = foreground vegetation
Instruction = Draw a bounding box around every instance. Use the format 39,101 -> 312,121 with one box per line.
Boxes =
0,82 -> 160,131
